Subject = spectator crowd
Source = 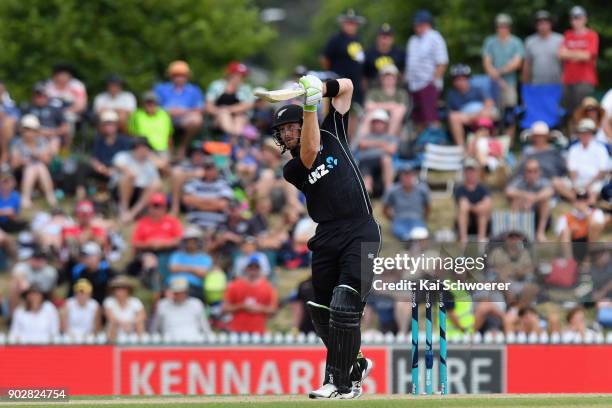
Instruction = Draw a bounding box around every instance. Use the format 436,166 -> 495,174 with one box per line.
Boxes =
0,6 -> 611,343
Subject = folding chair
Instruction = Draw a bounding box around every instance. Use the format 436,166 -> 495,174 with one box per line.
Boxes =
419,143 -> 464,195
519,84 -> 564,130
491,210 -> 535,242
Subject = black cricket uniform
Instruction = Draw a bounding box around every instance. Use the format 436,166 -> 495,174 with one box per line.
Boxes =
283,103 -> 381,307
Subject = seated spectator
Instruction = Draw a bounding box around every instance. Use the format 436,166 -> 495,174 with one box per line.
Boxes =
447,64 -> 496,145
68,242 -> 116,304
154,61 -> 203,158
128,91 -> 173,171
566,118 -> 609,203
10,114 -> 57,208
103,275 -> 145,341
112,137 -> 162,222
556,190 -> 605,260
182,156 -> 233,231
61,201 -> 109,260
209,200 -> 251,260
249,196 -> 289,255
154,277 -> 211,340
60,278 -> 102,338
363,294 -> 398,334
454,159 -> 492,244
9,247 -> 57,314
0,81 -> 20,163
601,88 -> 612,140
589,244 -> 612,328
383,166 -> 430,242
20,82 -> 67,156
563,306 -> 595,338
44,63 -> 87,139
9,284 -> 60,342
466,117 -> 505,172
231,238 -> 272,279
206,61 -> 255,139
356,108 -> 397,194
93,75 -> 136,131
223,257 -> 278,334
505,305 -> 543,335
169,142 -> 207,215
168,225 -> 212,301
129,192 -> 182,290
0,172 -> 27,233
515,121 -> 572,200
506,159 -> 554,242
363,64 -> 409,136
573,97 -> 609,145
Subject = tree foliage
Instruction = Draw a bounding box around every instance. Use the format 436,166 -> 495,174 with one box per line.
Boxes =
0,0 -> 276,100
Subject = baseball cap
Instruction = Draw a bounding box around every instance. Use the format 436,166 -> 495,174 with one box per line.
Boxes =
33,81 -> 47,94
449,64 -> 471,78
226,61 -> 249,77
371,109 -> 390,123
570,6 -> 587,18
183,225 -> 203,240
247,256 -> 261,268
76,200 -> 95,215
576,118 -> 596,133
31,246 -> 48,260
495,13 -> 513,26
337,8 -> 366,24
20,114 -> 40,130
99,110 -> 119,123
413,9 -> 433,25
169,277 -> 189,292
575,189 -> 589,200
475,117 -> 494,130
142,90 -> 158,103
464,157 -> 480,169
149,192 -> 167,206
81,241 -> 102,257
379,64 -> 399,76
534,10 -> 552,21
378,23 -> 394,35
293,65 -> 308,77
167,60 -> 191,77
73,278 -> 93,294
530,121 -> 550,136
398,163 -> 416,174
132,137 -> 151,149
106,74 -> 124,85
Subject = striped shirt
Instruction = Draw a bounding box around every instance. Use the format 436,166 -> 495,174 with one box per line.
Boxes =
183,178 -> 234,230
405,29 -> 449,92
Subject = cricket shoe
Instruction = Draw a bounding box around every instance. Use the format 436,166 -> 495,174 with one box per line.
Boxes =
308,383 -> 339,399
350,357 -> 373,398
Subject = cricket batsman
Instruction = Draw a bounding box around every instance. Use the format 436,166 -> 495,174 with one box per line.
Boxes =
272,75 -> 381,399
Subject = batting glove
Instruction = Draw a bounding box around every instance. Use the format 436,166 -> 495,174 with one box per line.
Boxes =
299,74 -> 323,112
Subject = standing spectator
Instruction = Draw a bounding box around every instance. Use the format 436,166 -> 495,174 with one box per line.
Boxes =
223,257 -> 278,334
9,285 -> 59,343
363,23 -> 405,86
356,108 -> 398,194
0,172 -> 26,233
0,82 -> 19,164
454,159 -> 492,244
76,109 -> 132,199
567,118 -> 609,202
522,10 -> 563,85
44,63 -> 87,140
206,61 -> 255,139
320,8 -> 366,105
364,64 -> 410,136
154,61 -> 204,158
383,166 -> 430,241
103,275 -> 146,341
20,82 -> 68,157
128,91 -> 173,170
168,225 -> 213,301
154,277 -> 211,340
9,248 -> 57,313
506,159 -> 554,242
112,137 -> 162,222
68,242 -> 116,304
447,64 -> 496,145
93,75 -> 136,131
182,157 -> 234,231
559,6 -> 599,116
10,114 -> 57,208
60,278 -> 102,337
405,9 -> 448,129
482,14 -> 524,135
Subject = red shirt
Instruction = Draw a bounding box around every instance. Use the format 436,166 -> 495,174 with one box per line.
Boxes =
131,214 -> 183,246
562,29 -> 599,85
224,277 -> 277,333
62,225 -> 107,242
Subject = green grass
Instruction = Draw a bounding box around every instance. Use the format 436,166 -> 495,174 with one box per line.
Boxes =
4,394 -> 612,408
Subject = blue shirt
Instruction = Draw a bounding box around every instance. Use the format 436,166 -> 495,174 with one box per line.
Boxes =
447,86 -> 486,111
154,82 -> 204,110
0,190 -> 20,224
168,250 -> 213,287
482,35 -> 525,86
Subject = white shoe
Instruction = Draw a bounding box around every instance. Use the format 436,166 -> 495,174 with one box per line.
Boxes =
336,388 -> 361,399
352,358 -> 373,398
309,383 -> 339,399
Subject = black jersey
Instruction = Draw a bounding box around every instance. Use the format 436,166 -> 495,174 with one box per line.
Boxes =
283,104 -> 372,223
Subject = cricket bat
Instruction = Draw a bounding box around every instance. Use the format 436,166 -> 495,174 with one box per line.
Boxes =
255,87 -> 305,102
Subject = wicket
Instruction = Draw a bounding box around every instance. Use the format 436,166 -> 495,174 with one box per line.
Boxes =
411,290 -> 448,395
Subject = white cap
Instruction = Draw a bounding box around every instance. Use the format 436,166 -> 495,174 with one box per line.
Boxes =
379,64 -> 399,76
82,241 -> 102,256
570,6 -> 587,18
183,225 -> 203,240
20,114 -> 40,130
530,121 -> 549,136
170,277 -> 189,292
371,109 -> 390,123
100,110 -> 119,123
576,118 -> 596,133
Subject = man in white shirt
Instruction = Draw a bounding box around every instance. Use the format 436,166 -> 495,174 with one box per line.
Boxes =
567,118 -> 610,203
405,9 -> 448,129
155,277 -> 210,340
93,75 -> 136,131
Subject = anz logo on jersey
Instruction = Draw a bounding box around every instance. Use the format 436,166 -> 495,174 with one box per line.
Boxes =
308,156 -> 338,185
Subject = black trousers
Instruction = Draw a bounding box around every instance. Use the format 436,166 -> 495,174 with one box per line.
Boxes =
307,216 -> 381,307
